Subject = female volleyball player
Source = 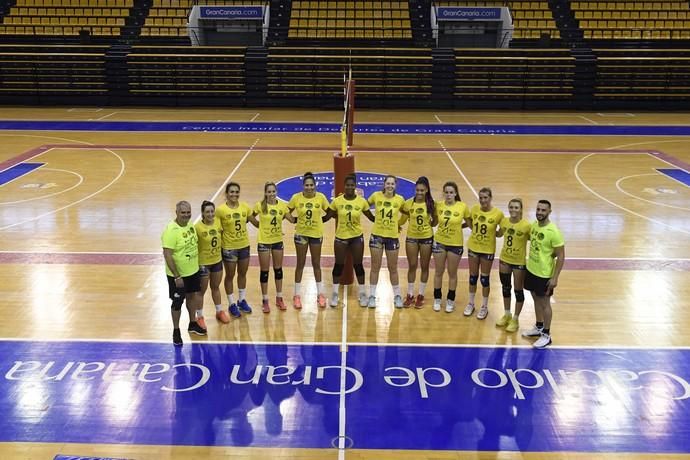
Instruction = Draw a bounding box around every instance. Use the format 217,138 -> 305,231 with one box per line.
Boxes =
216,182 -> 254,319
496,198 -> 531,333
432,182 -> 471,312
323,173 -> 375,307
367,175 -> 406,308
252,182 -> 295,313
465,187 -> 505,320
400,176 -> 437,308
195,200 -> 226,325
287,172 -> 330,309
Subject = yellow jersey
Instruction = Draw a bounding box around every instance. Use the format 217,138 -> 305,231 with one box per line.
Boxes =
288,192 -> 330,238
161,220 -> 198,277
368,191 -> 405,239
467,205 -> 505,254
195,218 -> 223,266
498,217 -> 531,266
253,201 -> 289,245
434,201 -> 470,247
216,202 -> 252,250
527,221 -> 565,278
402,198 -> 434,239
329,194 -> 369,240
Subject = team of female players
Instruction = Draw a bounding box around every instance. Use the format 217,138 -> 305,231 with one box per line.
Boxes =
194,172 -> 531,333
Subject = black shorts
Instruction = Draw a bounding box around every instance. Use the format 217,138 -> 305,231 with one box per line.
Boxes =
406,236 -> 434,246
500,260 -> 526,271
524,269 -> 554,297
468,249 -> 495,261
167,271 -> 201,299
294,234 -> 323,245
258,242 -> 284,252
199,261 -> 223,276
334,235 -> 364,246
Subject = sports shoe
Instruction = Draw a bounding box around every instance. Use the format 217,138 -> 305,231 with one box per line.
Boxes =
445,299 -> 455,313
476,305 -> 489,320
229,303 -> 241,318
394,295 -> 404,308
196,316 -> 207,331
215,310 -> 230,324
533,333 -> 552,349
403,294 -> 415,307
367,295 -> 376,308
262,299 -> 270,314
276,296 -> 286,311
317,294 -> 327,308
173,328 -> 183,346
433,298 -> 442,312
293,295 -> 303,310
238,299 -> 252,313
495,313 -> 512,328
330,292 -> 339,308
415,294 -> 425,308
505,318 -> 520,333
463,303 -> 475,316
188,321 -> 207,336
358,292 -> 368,307
521,325 -> 543,338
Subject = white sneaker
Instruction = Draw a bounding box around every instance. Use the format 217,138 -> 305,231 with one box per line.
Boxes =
394,295 -> 403,308
433,299 -> 442,312
521,326 -> 543,338
330,292 -> 339,307
463,303 -> 475,316
358,292 -> 368,307
445,299 -> 455,313
367,295 -> 376,308
476,305 -> 488,320
533,333 -> 552,349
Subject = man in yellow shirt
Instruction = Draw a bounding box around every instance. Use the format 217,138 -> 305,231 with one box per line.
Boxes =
162,201 -> 206,346
522,200 -> 565,349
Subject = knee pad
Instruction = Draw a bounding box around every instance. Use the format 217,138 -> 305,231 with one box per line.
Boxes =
273,267 -> 283,280
499,272 -> 512,298
260,270 -> 269,283
171,295 -> 184,311
469,274 -> 478,286
515,289 -> 525,303
480,275 -> 490,287
332,263 -> 344,278
353,263 -> 365,277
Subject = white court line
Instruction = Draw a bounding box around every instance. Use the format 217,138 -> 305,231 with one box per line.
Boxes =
0,168 -> 84,206
250,113 -> 261,122
95,111 -> 117,121
67,108 -> 103,113
193,139 -> 259,224
337,285 -> 349,459
434,114 -> 443,124
596,113 -> 635,117
0,148 -> 126,231
578,115 -> 598,125
1,337 -> 690,350
648,152 -> 690,175
615,172 -> 690,212
0,133 -> 94,145
438,140 -> 479,199
574,153 -> 690,236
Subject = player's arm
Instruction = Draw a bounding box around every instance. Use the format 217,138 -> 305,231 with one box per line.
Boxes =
496,224 -> 505,238
284,212 -> 296,224
430,211 -> 438,227
323,208 -> 336,223
463,217 -> 472,229
548,245 -> 565,289
248,211 -> 259,228
363,209 -> 375,223
163,248 -> 184,287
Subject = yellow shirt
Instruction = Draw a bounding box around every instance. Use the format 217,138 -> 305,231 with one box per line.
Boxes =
161,220 -> 198,277
499,217 -> 531,266
329,194 -> 369,239
434,201 -> 470,247
527,221 -> 565,278
468,205 -> 505,254
368,191 -> 405,239
216,202 -> 252,250
253,201 -> 289,245
288,192 -> 330,238
195,218 -> 223,266
402,198 -> 434,239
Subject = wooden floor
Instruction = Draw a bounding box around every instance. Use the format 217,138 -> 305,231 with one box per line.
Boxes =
1,107 -> 689,459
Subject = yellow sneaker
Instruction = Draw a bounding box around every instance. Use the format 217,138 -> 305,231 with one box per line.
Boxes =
505,318 -> 520,333
495,313 -> 512,328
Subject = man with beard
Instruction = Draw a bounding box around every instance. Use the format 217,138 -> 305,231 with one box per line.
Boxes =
521,200 -> 565,349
